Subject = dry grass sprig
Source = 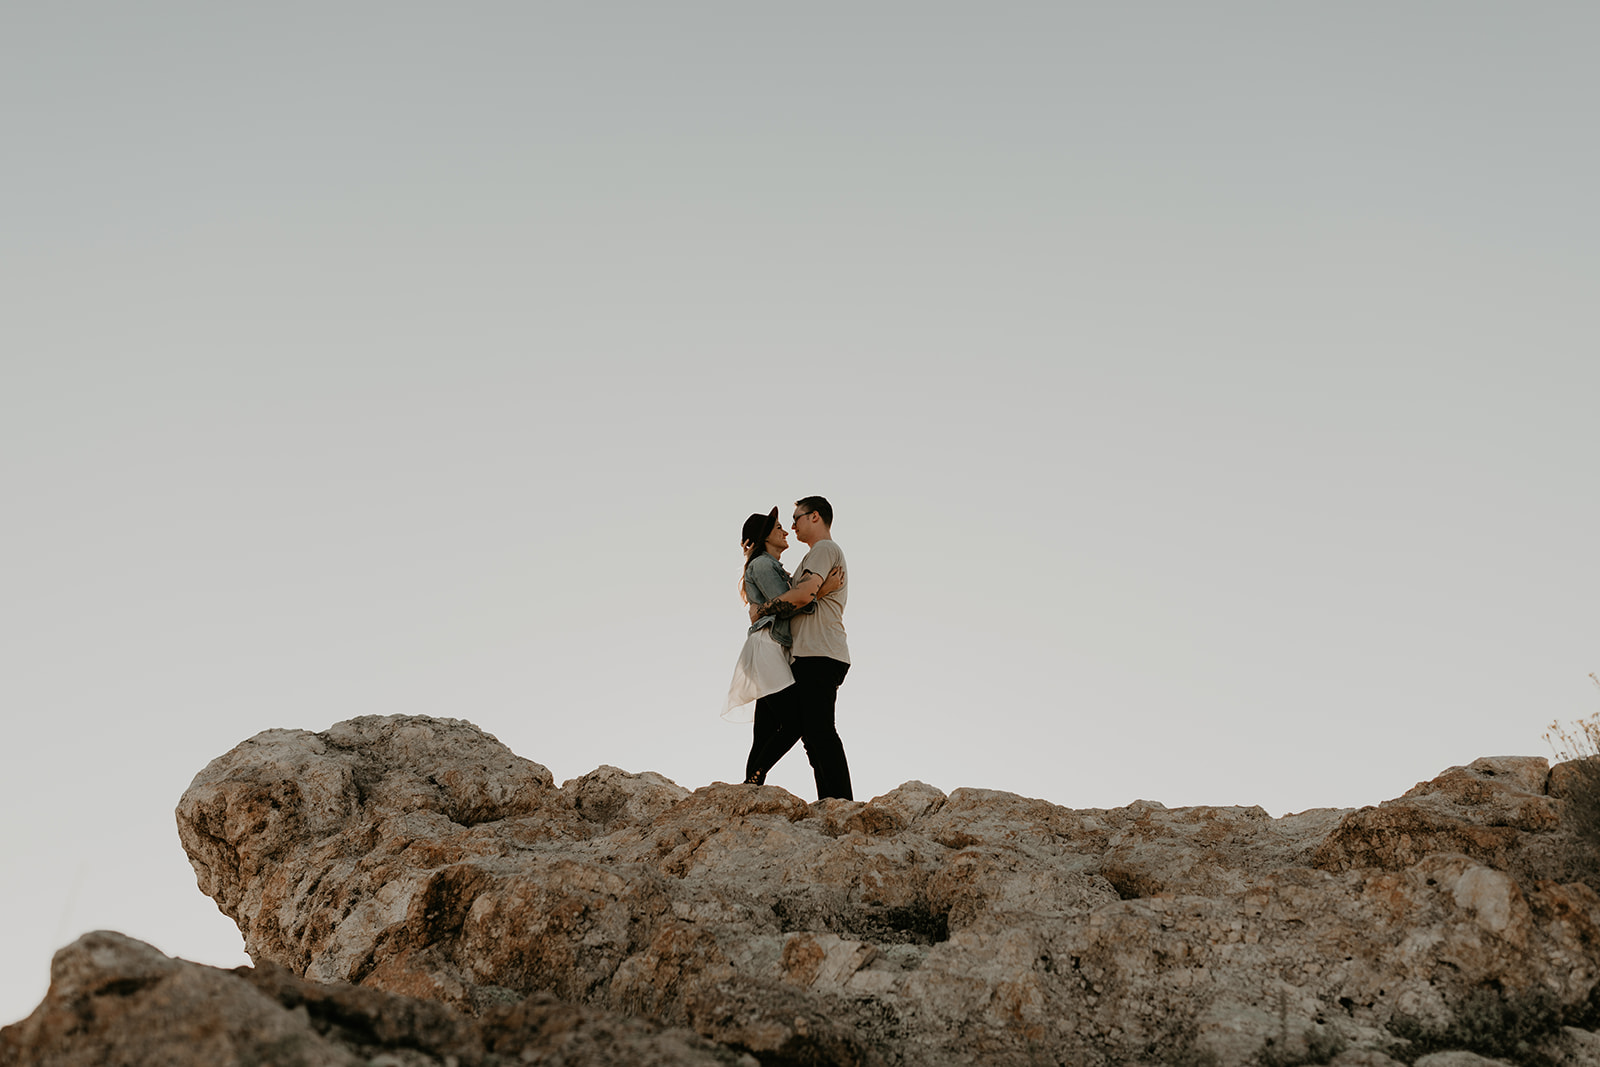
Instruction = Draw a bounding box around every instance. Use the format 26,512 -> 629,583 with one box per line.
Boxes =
1544,674 -> 1600,760
1543,673 -> 1600,884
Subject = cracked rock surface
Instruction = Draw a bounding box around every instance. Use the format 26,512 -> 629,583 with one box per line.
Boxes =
51,716 -> 1600,1064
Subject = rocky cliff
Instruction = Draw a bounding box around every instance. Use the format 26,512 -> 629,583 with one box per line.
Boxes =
8,714 -> 1600,1067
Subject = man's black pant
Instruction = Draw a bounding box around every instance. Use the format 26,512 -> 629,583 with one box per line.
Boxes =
744,656 -> 853,800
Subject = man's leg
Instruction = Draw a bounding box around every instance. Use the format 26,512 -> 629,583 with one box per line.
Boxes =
791,657 -> 853,801
746,684 -> 803,784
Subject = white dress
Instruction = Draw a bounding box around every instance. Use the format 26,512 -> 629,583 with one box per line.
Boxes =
722,627 -> 794,722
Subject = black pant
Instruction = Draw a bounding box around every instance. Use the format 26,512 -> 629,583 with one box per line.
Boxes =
744,656 -> 853,800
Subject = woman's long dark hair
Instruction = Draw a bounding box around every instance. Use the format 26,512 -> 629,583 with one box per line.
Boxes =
738,537 -> 765,604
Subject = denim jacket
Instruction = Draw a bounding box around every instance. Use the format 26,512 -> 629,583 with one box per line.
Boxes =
744,554 -> 812,648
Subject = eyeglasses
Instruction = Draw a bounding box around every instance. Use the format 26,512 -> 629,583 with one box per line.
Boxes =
792,511 -> 813,524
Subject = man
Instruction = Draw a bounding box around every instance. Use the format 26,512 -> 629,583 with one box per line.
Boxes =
749,495 -> 853,800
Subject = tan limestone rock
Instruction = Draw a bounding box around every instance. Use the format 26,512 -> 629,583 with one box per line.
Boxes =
0,931 -> 748,1067
168,716 -> 1600,1066
1313,757 -> 1561,877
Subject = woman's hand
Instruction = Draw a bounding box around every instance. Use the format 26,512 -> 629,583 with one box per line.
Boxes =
816,564 -> 844,598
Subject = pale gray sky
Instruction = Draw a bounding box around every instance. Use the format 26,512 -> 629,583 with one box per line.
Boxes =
4,3 -> 1597,1024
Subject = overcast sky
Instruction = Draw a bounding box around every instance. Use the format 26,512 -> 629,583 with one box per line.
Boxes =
4,2 -> 1597,1025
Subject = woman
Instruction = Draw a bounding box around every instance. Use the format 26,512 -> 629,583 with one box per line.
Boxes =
724,507 -> 841,785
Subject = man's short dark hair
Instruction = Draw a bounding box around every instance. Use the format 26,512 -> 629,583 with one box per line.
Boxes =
796,495 -> 832,526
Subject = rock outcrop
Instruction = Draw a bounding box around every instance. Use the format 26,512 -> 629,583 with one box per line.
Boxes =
0,930 -> 751,1066
13,713 -> 1600,1066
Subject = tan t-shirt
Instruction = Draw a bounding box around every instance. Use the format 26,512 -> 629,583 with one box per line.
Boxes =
790,539 -> 849,663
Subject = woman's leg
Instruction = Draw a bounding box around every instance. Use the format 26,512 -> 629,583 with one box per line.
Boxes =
744,695 -> 779,783
745,684 -> 803,784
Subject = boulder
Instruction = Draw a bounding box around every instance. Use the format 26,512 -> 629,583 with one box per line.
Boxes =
0,930 -> 749,1067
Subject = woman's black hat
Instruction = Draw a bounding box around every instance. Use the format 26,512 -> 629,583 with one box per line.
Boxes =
741,507 -> 780,546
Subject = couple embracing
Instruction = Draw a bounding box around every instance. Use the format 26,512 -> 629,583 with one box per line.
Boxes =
724,496 -> 853,801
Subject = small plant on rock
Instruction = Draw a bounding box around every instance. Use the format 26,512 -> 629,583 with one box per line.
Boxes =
1255,1029 -> 1345,1067
1255,992 -> 1346,1067
1387,984 -> 1565,1067
1544,673 -> 1600,884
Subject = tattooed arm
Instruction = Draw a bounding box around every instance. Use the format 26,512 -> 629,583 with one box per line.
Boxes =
750,563 -> 846,620
751,598 -> 802,622
748,594 -> 808,624
751,573 -> 822,620
752,565 -> 843,619
745,555 -> 812,623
